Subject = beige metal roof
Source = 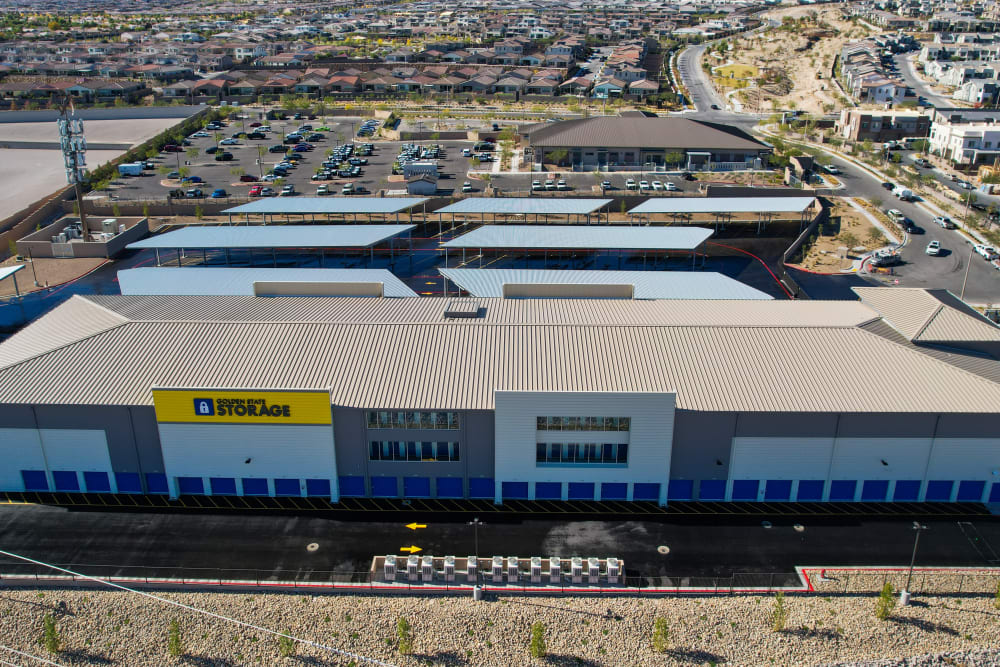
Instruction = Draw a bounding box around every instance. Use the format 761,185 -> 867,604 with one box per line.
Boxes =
853,287 -> 1000,343
1,295 -> 999,413
526,117 -> 769,151
0,296 -> 127,369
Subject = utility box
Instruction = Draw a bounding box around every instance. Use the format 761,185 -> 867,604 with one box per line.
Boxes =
421,555 -> 434,582
507,556 -> 519,583
444,556 -> 456,582
588,557 -> 600,583
549,557 -> 561,584
407,555 -> 419,581
530,556 -> 542,583
607,558 -> 620,584
467,556 -> 478,583
571,557 -> 583,584
384,555 -> 397,581
491,556 -> 504,583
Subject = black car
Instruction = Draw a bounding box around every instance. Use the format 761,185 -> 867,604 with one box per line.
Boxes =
247,132 -> 267,140
681,172 -> 695,181
205,146 -> 218,154
214,152 -> 234,161
269,145 -> 286,153
881,181 -> 895,190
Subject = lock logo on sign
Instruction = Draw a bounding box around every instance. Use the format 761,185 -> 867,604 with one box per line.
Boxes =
193,398 -> 215,416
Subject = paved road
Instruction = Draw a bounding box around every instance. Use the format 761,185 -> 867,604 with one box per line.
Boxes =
894,53 -> 953,108
825,153 -> 1000,303
1,505 -> 999,581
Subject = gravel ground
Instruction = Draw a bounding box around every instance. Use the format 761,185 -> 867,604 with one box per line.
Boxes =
1,582 -> 1000,666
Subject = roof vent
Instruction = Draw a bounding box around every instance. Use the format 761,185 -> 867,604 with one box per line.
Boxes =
443,298 -> 481,319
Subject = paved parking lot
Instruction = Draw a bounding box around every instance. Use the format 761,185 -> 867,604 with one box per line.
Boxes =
106,118 -> 480,201
490,172 -> 696,196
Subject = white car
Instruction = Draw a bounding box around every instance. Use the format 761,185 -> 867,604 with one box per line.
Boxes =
531,180 -> 542,191
219,138 -> 240,145
462,148 -> 471,157
823,165 -> 841,175
280,185 -> 295,196
639,180 -> 650,190
958,181 -> 975,190
651,180 -> 663,191
665,182 -> 678,191
933,216 -> 956,229
462,181 -> 472,192
316,184 -> 329,195
925,240 -> 941,256
190,131 -> 210,138
625,178 -> 637,190
556,179 -> 568,190
544,179 -> 555,190
974,244 -> 999,260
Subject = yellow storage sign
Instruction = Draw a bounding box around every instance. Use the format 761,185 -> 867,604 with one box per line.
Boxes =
152,388 -> 332,425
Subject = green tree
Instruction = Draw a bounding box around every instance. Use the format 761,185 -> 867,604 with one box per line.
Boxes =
771,591 -> 788,632
42,614 -> 61,653
167,619 -> 183,657
651,617 -> 669,653
867,227 -> 885,246
186,146 -> 200,162
397,617 -> 413,655
278,630 -> 295,657
546,148 -> 569,167
529,622 -> 546,659
875,582 -> 896,620
664,151 -> 685,168
840,231 -> 860,250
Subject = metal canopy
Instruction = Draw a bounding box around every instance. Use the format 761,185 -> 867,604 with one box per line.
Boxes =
628,196 -> 816,215
127,225 -> 415,250
118,267 -> 418,298
436,198 -> 611,215
439,268 -> 773,300
0,265 -> 25,282
441,225 -> 712,250
222,197 -> 429,215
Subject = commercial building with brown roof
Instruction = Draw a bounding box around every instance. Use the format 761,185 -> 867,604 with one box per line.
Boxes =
524,116 -> 771,170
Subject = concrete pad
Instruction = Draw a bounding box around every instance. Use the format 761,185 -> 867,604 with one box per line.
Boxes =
0,149 -> 121,217
0,118 -> 184,146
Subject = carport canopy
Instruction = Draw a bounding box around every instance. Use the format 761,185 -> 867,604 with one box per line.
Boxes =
627,196 -> 816,215
128,224 -> 415,250
441,225 -> 712,250
222,197 -> 429,216
118,267 -> 418,297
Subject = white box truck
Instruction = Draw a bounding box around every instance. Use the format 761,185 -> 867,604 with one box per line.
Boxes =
117,163 -> 144,177
893,185 -> 914,201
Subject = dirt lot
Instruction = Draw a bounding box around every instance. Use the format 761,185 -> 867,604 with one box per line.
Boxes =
791,197 -> 887,272
0,256 -> 106,296
714,5 -> 876,115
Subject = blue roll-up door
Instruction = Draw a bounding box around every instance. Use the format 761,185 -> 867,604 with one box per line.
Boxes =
145,473 -> 169,494
957,480 -> 985,502
893,480 -> 921,501
601,483 -> 627,500
242,478 -> 269,496
52,471 -> 80,492
764,480 -> 792,501
796,480 -> 824,501
633,483 -> 661,501
469,478 -> 494,499
21,470 -> 48,491
668,480 -> 693,501
698,480 -> 725,500
925,480 -> 953,501
177,477 -> 204,495
732,480 -> 759,501
404,477 -> 430,498
535,482 -> 561,500
306,479 -> 331,497
861,480 -> 889,502
115,472 -> 141,494
210,477 -> 237,495
371,476 -> 397,497
568,482 -> 595,500
990,483 -> 1000,503
338,476 -> 365,497
273,478 -> 301,496
436,477 -> 463,498
829,480 -> 857,501
502,482 -> 529,499
84,472 -> 111,493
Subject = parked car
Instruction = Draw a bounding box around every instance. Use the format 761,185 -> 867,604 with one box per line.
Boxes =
639,180 -> 650,190
259,187 -> 275,196
651,180 -> 663,191
914,158 -> 931,168
268,145 -> 286,153
933,215 -> 956,229
544,179 -> 555,190
974,244 -> 999,260
665,182 -> 678,191
185,188 -> 203,198
249,185 -> 263,197
210,188 -> 227,198
167,171 -> 180,179
240,174 -> 258,183
163,144 -> 182,152
249,121 -> 262,127
214,152 -> 234,161
342,183 -> 355,195
246,132 -> 267,140
280,185 -> 295,196
601,180 -> 612,190
462,181 -> 473,193
220,138 -> 240,146
626,178 -> 637,190
316,184 -> 330,195
681,172 -> 695,181
190,131 -> 210,138
205,146 -> 219,154
181,176 -> 203,184
557,179 -> 568,190
532,180 -> 542,191
925,240 -> 941,255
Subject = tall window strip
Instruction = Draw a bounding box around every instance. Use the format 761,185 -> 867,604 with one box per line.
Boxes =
369,441 -> 461,462
367,411 -> 460,430
536,416 -> 631,432
535,442 -> 628,465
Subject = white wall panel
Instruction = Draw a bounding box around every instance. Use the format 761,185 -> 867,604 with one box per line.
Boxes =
494,391 -> 675,505
157,423 -> 338,499
730,437 -> 834,481
39,429 -> 112,472
830,438 -> 932,481
0,428 -> 45,491
928,439 -> 1000,480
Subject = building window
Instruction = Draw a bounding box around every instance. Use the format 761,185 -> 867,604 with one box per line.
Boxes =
536,442 -> 628,466
536,416 -> 630,432
369,441 -> 460,462
367,411 -> 460,430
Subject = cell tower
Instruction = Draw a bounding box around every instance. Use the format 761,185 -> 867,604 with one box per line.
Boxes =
57,95 -> 88,227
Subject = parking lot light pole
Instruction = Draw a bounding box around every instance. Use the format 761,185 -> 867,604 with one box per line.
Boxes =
468,517 -> 483,563
901,521 -> 928,605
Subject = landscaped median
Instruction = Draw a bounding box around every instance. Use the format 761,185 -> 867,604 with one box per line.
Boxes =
2,569 -> 1000,666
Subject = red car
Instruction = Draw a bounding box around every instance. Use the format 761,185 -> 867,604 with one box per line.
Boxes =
240,174 -> 258,182
162,144 -> 182,152
248,185 -> 263,197
249,121 -> 262,127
